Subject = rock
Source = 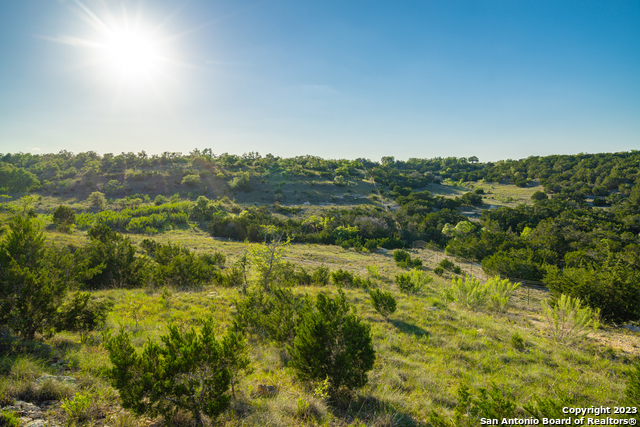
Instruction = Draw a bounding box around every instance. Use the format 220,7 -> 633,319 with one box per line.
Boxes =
34,374 -> 76,387
376,248 -> 389,254
623,324 -> 640,332
303,201 -> 310,205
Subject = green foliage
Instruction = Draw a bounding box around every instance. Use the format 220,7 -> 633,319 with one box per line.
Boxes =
331,269 -> 371,288
87,191 -> 106,209
486,276 -> 521,314
393,249 -> 422,268
234,286 -> 309,345
181,174 -> 201,187
545,256 -> 640,323
0,215 -> 67,339
81,225 -> 148,289
369,289 -> 397,317
454,383 -> 517,426
52,205 -> 76,232
311,265 -> 331,286
433,266 -> 444,276
523,393 -> 575,422
395,268 -> 432,294
61,391 -> 93,423
154,194 -> 166,205
228,172 -> 252,192
541,294 -> 600,344
56,291 -> 113,342
105,319 -> 250,426
627,359 -> 640,405
0,163 -> 40,192
0,410 -> 20,427
510,332 -> 526,351
289,290 -> 375,393
449,275 -> 490,311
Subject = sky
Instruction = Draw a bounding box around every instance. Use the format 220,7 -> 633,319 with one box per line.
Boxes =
0,0 -> 638,162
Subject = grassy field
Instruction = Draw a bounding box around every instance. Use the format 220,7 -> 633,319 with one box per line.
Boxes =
1,222 -> 638,426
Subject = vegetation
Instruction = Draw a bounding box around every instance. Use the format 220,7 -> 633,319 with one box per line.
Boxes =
0,149 -> 639,425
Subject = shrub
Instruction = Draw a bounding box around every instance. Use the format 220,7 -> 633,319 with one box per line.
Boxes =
56,292 -> 113,342
311,265 -> 330,286
87,191 -> 106,209
486,276 -> 521,314
105,319 -> 250,427
52,205 -> 76,232
626,360 -> 640,404
510,332 -> 526,351
331,269 -> 355,287
370,289 -> 397,317
395,269 -> 432,294
449,275 -> 490,311
61,391 -> 93,424
154,195 -> 166,206
289,290 -> 375,393
541,294 -> 600,344
234,286 -> 309,345
454,383 -> 517,426
433,267 -> 445,276
181,174 -> 201,187
439,259 -> 455,270
0,411 -> 19,427
393,250 -> 411,264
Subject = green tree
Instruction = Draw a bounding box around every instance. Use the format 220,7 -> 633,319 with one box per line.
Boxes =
87,191 -> 106,209
289,290 -> 375,393
370,289 -> 397,317
0,215 -> 66,339
52,205 -> 76,232
81,225 -> 148,289
56,291 -> 113,342
105,319 -> 250,426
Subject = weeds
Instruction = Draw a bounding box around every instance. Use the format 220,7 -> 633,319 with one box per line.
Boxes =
541,294 -> 600,344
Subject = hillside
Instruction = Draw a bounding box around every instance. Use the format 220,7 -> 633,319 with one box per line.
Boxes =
1,150 -> 639,426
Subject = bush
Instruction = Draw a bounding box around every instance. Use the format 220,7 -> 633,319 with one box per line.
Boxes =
541,294 -> 600,344
486,276 -> 521,314
289,290 -> 375,393
331,269 -> 354,287
394,250 -> 422,268
510,332 -> 526,351
449,275 -> 490,311
52,205 -> 76,232
627,360 -> 640,404
234,287 -> 309,345
370,289 -> 397,317
154,195 -> 167,206
311,265 -> 331,286
395,269 -> 432,294
454,383 -> 517,426
181,174 -> 201,187
433,267 -> 445,276
56,292 -> 113,342
105,319 -> 250,426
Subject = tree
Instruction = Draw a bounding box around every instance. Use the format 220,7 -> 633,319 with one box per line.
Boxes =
52,205 -> 76,232
0,215 -> 66,339
56,291 -> 113,343
370,289 -> 397,317
249,226 -> 290,290
81,225 -> 148,289
289,290 -> 375,393
105,319 -> 250,426
87,191 -> 106,209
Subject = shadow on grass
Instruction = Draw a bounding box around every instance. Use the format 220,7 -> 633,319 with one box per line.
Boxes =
330,394 -> 421,427
389,320 -> 429,338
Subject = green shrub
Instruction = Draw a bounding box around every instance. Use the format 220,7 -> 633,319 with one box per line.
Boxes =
393,250 -> 411,264
395,269 -> 432,294
154,195 -> 166,206
52,205 -> 76,232
439,259 -> 455,270
433,267 -> 445,276
486,276 -> 521,314
626,359 -> 640,404
449,275 -> 490,311
105,319 -> 250,427
454,383 -> 517,426
311,266 -> 331,286
0,411 -> 19,427
181,174 -> 201,187
524,393 -> 575,422
541,294 -> 600,344
510,332 -> 526,351
234,286 -> 309,345
56,292 -> 113,342
61,391 -> 93,424
331,269 -> 355,287
370,289 -> 397,317
289,290 -> 375,393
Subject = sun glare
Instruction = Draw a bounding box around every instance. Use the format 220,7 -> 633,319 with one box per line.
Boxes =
102,29 -> 163,83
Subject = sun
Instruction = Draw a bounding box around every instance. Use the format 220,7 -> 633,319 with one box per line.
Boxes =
102,28 -> 164,83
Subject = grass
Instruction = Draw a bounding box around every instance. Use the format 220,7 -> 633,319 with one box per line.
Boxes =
1,191 -> 638,425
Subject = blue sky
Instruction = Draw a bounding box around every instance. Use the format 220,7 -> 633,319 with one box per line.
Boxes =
0,0 -> 638,162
